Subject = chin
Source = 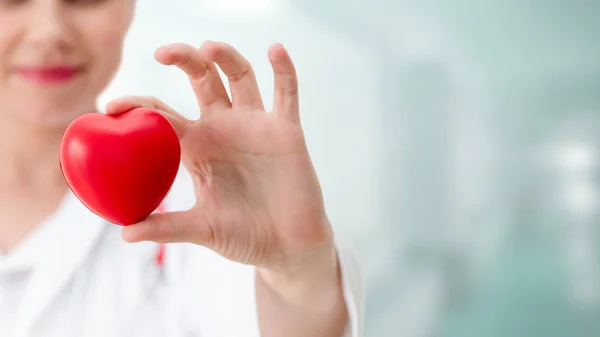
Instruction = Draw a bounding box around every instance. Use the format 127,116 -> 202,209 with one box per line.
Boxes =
14,101 -> 96,130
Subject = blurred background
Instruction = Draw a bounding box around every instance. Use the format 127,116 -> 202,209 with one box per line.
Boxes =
99,1 -> 600,336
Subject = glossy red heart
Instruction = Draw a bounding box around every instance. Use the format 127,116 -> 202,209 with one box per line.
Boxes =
60,108 -> 181,226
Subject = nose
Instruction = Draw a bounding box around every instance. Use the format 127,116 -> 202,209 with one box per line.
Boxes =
25,2 -> 74,52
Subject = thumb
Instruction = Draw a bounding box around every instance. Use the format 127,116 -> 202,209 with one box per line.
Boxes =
105,95 -> 191,139
121,209 -> 214,245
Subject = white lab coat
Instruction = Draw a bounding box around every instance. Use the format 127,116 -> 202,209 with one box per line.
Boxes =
6,170 -> 364,337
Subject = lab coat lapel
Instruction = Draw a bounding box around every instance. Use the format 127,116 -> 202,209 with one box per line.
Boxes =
14,191 -> 108,336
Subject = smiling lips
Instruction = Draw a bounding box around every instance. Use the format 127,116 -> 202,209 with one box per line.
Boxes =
16,66 -> 81,85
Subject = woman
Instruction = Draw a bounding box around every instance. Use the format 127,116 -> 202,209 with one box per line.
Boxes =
0,0 -> 363,336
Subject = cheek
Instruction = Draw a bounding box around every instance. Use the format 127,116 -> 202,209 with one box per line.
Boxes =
0,14 -> 21,84
0,11 -> 18,43
0,17 -> 21,119
85,22 -> 129,79
92,34 -> 124,88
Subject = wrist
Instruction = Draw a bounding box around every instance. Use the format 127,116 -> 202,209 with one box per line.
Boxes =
256,243 -> 342,305
255,242 -> 350,337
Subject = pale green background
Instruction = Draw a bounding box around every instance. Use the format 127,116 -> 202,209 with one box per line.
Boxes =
99,1 -> 600,336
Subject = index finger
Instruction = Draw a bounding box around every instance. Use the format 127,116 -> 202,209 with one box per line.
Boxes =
155,43 -> 232,115
105,95 -> 191,139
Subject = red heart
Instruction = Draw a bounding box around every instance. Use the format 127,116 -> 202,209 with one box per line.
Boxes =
59,108 -> 181,226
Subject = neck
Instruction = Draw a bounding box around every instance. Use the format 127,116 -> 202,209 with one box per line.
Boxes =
0,115 -> 70,254
0,118 -> 66,189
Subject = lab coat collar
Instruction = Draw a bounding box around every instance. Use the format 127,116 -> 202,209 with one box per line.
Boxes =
14,190 -> 108,336
0,210 -> 57,275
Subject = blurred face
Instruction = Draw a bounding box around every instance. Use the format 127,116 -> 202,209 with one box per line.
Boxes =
0,0 -> 134,128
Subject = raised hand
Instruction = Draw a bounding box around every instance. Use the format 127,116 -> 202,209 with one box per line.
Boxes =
106,41 -> 337,278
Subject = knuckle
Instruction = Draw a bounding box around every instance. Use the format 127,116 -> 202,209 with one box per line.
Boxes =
276,66 -> 296,76
176,52 -> 193,69
147,96 -> 163,107
167,217 -> 178,240
281,87 -> 299,97
277,80 -> 299,96
227,67 -> 250,83
179,54 -> 208,79
219,42 -> 233,50
199,40 -> 214,51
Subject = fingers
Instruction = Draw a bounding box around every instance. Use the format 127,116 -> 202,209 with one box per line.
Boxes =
108,42 -> 298,122
268,43 -> 300,121
105,95 -> 191,138
122,209 -> 214,246
198,41 -> 265,110
155,43 -> 231,114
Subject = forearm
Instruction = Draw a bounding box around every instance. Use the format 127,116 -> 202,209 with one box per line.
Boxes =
255,245 -> 349,337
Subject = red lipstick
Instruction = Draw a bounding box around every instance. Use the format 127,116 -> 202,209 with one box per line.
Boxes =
16,66 -> 81,85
